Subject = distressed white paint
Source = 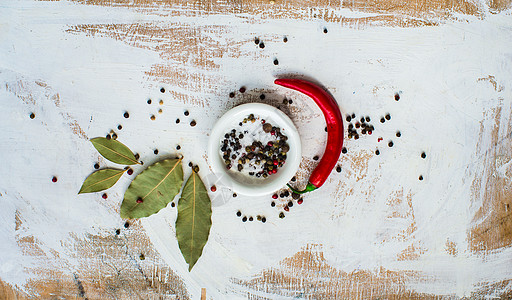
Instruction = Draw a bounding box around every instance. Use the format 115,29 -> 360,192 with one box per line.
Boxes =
1,0 -> 512,298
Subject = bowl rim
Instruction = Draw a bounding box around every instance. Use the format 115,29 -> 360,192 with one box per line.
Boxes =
207,103 -> 302,196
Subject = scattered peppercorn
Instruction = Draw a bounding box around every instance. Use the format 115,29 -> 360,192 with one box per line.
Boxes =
273,59 -> 279,65
385,114 -> 391,120
421,152 -> 426,159
380,117 -> 385,123
396,131 -> 401,137
176,145 -> 181,150
136,197 -> 143,203
292,192 -> 300,199
260,94 -> 265,100
291,176 -> 296,182
297,199 -> 303,205
159,100 -> 163,105
261,217 -> 267,223
124,112 -> 129,118
279,212 -> 285,218
233,193 -> 237,197
184,110 -> 189,116
313,156 -> 319,161
336,166 -> 341,172
248,216 -> 253,221
342,147 -> 347,154
375,149 -> 380,155
124,221 -> 130,228
236,211 -> 242,217
171,202 -> 175,207
190,120 -> 196,127
127,168 -> 133,175
271,201 -> 276,207
154,149 -> 159,155
239,86 -> 246,93
193,165 -> 199,173
147,99 -> 152,104
288,201 -> 293,207
176,118 -> 180,124
134,153 -> 140,160
115,229 -> 121,235
254,38 -> 260,44
259,42 -> 265,48
283,37 -> 288,43
160,87 -> 165,93
229,92 -> 235,98
106,134 -> 111,140
394,93 -> 400,101
158,109 -> 163,114
325,127 -> 327,132
52,176 -> 57,183
242,216 -> 247,222
117,125 -> 122,130
139,253 -> 145,260
388,141 -> 394,147
351,113 -> 356,118
284,206 -> 289,211
150,115 -> 155,121
323,28 -> 328,33
102,193 -> 108,199
112,133 -> 118,140
29,113 -> 35,119
210,185 -> 217,192
419,175 -> 424,181
94,163 -> 100,169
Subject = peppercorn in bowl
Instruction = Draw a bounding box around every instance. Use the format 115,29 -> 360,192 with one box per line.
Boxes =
208,103 -> 301,195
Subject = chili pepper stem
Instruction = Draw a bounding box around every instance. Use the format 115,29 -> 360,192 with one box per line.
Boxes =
287,182 -> 317,194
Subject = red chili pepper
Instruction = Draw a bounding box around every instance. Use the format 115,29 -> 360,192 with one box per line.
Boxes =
275,78 -> 344,194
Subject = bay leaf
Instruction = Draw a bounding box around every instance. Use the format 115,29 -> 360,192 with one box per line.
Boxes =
121,158 -> 183,219
176,171 -> 212,271
90,137 -> 139,165
79,168 -> 125,194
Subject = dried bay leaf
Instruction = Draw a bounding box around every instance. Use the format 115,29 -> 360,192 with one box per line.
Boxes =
176,171 -> 212,271
79,168 -> 125,194
121,158 -> 183,219
90,137 -> 139,165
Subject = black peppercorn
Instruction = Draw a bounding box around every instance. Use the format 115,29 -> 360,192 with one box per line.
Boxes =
229,92 -> 235,98
375,149 -> 380,155
273,59 -> 279,65
236,211 -> 241,217
336,166 -> 341,172
262,217 -> 266,223
124,112 -> 129,118
124,222 -> 130,228
419,175 -> 424,181
421,152 -> 426,159
388,141 -> 394,147
147,99 -> 152,104
176,118 -> 180,124
342,147 -> 347,154
380,117 -> 385,123
255,38 -> 259,44
346,115 -> 351,122
279,212 -> 285,218
288,201 -> 293,207
313,156 -> 319,161
271,201 -> 275,207
184,110 -> 189,116
259,42 -> 265,48
176,145 -> 181,150
242,216 -> 247,222
365,116 -> 370,122
395,93 -> 400,101
115,229 -> 121,235
171,202 -> 175,207
351,113 -> 356,118
396,131 -> 401,137
154,149 -> 159,155
29,113 -> 35,119
385,114 -> 391,120
160,87 -> 165,93
260,94 -> 265,100
249,216 -> 253,221
94,163 -> 100,169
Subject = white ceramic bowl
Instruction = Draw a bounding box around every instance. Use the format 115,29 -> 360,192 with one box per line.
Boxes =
208,103 -> 301,196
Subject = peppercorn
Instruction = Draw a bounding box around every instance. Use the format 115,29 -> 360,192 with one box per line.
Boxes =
336,166 -> 341,172
348,124 -> 353,129
291,176 -> 296,182
176,145 -> 181,150
297,199 -> 303,205
124,221 -> 130,228
176,118 -> 180,124
260,94 -> 265,100
380,117 -> 385,123
254,38 -> 259,44
273,59 -> 279,65
355,123 -> 360,129
147,99 -> 152,104
313,156 -> 319,161
263,123 -> 272,133
237,164 -> 243,171
52,176 -> 57,183
127,168 -> 133,175
135,153 -> 140,160
117,125 -> 123,130
193,165 -> 200,173
160,87 -> 165,93
419,175 -> 424,181
395,93 -> 400,101
106,134 -> 111,140
388,141 -> 394,147
323,28 -> 328,33
171,202 -> 175,207
139,254 -> 145,260
271,201 -> 276,207
184,110 -> 189,116
158,109 -> 163,114
354,135 -> 359,140
288,201 -> 293,207
365,116 -> 370,122
257,215 -> 262,221
375,149 -> 380,155
102,193 -> 108,199
280,192 -> 285,198
210,185 -> 216,192
124,112 -> 129,118
233,193 -> 237,197
29,113 -> 35,119
346,115 -> 351,122
136,197 -> 143,203
236,211 -> 241,217
284,206 -> 289,211
239,87 -> 246,93
229,92 -> 235,98
279,212 -> 285,218
154,149 -> 159,155
249,216 -> 253,221
242,216 -> 247,222
115,229 -> 121,235
421,152 -> 426,159
259,42 -> 265,48
396,131 -> 401,137
150,115 -> 156,121
94,163 -> 100,169
342,147 -> 347,154
385,114 -> 391,120
288,99 -> 293,104
283,37 -> 288,42
190,120 -> 196,127
261,217 -> 267,223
